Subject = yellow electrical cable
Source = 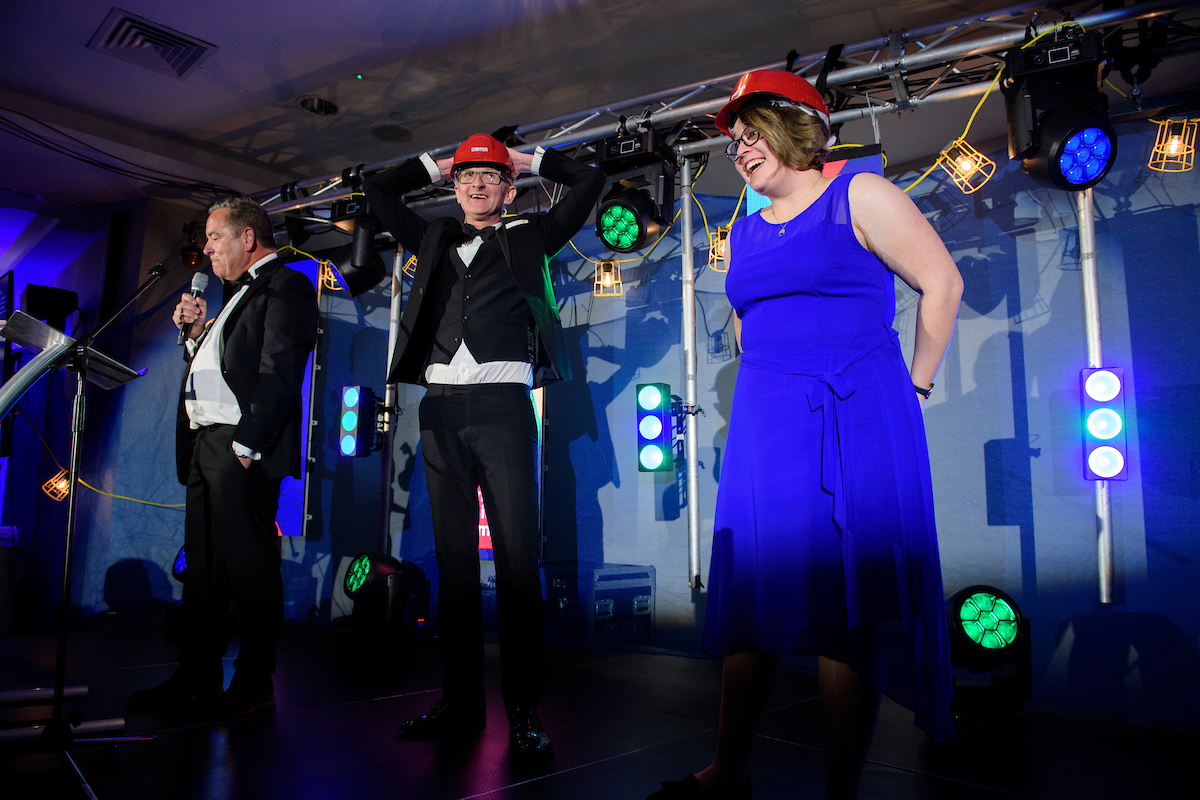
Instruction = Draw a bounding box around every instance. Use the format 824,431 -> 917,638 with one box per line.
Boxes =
903,66 -> 1003,194
16,404 -> 186,509
693,194 -> 713,239
1105,79 -> 1130,99
277,244 -> 322,263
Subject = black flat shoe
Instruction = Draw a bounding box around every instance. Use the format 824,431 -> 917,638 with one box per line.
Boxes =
647,774 -> 753,799
397,698 -> 486,740
508,706 -> 552,761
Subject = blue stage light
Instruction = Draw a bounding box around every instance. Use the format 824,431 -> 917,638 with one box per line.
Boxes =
1081,368 -> 1128,481
339,385 -> 376,458
636,382 -> 673,473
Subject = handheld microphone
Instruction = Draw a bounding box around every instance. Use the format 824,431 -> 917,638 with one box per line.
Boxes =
177,271 -> 210,346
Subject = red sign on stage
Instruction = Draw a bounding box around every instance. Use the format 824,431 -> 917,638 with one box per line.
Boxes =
477,486 -> 491,551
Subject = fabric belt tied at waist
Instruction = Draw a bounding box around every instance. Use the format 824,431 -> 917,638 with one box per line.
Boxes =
803,327 -> 899,539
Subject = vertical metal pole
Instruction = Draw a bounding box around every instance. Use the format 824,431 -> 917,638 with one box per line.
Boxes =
379,248 -> 404,554
300,271 -> 325,542
54,359 -> 87,717
679,156 -> 703,589
1077,187 -> 1113,604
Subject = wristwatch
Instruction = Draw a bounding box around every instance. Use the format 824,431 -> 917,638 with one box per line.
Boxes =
914,382 -> 934,399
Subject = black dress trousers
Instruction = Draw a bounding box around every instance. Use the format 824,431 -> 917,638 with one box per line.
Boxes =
419,383 -> 544,713
180,424 -> 284,693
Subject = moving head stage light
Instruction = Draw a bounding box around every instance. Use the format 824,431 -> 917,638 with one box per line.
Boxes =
946,585 -> 1032,740
339,552 -> 430,661
1003,26 -> 1117,191
595,128 -> 676,253
327,167 -> 387,296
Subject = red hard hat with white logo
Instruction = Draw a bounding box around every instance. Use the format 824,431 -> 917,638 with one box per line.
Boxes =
452,133 -> 515,177
714,69 -> 830,137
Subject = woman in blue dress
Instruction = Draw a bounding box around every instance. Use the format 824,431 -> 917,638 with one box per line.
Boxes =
649,71 -> 964,800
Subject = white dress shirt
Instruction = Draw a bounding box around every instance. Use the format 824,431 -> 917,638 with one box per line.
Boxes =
184,253 -> 277,458
420,147 -> 546,388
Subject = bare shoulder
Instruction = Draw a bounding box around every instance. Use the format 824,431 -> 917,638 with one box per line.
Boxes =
847,171 -> 913,209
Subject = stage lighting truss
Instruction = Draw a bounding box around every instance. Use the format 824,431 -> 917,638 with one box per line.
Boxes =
593,260 -> 623,297
636,383 -> 676,473
937,138 -> 996,194
249,5 -> 1200,239
1149,118 -> 1197,173
1081,367 -> 1129,481
708,225 -> 731,272
42,468 -> 69,501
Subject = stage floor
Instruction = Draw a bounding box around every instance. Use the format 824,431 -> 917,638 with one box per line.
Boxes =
0,619 -> 1193,799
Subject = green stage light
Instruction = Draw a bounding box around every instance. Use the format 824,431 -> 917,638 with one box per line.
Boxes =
345,553 -> 373,595
958,591 -> 1019,650
597,188 -> 662,253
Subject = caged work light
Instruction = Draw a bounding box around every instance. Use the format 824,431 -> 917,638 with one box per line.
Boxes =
1148,118 -> 1197,173
937,138 -> 996,194
594,260 -> 623,297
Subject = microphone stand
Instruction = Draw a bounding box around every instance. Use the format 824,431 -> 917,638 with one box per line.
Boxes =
0,262 -> 169,798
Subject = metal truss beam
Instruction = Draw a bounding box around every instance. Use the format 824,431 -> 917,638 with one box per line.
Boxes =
257,0 -> 1196,217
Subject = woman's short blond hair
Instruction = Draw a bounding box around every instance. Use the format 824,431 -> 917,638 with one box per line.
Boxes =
738,105 -> 829,172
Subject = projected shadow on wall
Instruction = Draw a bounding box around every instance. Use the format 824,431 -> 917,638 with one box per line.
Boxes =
927,185 -> 1041,606
543,254 -> 683,564
103,559 -> 173,613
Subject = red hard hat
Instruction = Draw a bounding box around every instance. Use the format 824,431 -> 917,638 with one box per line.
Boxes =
714,69 -> 830,137
452,133 -> 515,177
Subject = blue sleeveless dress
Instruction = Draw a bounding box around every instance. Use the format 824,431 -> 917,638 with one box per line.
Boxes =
702,173 -> 955,739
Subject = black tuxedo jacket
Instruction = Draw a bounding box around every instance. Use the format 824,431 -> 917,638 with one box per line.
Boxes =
175,255 -> 319,483
364,147 -> 605,388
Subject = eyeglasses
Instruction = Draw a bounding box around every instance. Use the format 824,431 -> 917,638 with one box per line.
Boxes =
725,128 -> 762,161
454,169 -> 506,185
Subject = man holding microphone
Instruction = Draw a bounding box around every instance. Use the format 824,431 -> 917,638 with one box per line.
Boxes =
128,197 -> 317,719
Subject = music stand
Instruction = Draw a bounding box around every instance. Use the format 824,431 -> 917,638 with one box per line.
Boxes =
0,263 -> 168,798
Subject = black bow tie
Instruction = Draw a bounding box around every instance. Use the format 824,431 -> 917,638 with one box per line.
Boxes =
461,223 -> 495,243
231,272 -> 254,290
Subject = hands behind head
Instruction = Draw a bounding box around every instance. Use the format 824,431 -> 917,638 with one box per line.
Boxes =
508,147 -> 534,176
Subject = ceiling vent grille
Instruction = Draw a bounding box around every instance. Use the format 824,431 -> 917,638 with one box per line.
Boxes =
87,8 -> 218,80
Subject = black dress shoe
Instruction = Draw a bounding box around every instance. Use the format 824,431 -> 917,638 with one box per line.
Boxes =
508,706 -> 552,761
397,699 -> 486,740
127,670 -> 223,714
646,774 -> 753,799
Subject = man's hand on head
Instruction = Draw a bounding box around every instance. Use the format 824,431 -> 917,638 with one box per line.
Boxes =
435,157 -> 455,180
508,148 -> 534,176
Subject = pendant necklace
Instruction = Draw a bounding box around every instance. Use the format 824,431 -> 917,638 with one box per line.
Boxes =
768,174 -> 822,237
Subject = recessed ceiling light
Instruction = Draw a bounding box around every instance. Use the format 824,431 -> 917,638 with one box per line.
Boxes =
298,96 -> 338,116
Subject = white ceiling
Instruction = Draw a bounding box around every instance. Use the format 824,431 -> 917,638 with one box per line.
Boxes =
0,1 -> 1195,209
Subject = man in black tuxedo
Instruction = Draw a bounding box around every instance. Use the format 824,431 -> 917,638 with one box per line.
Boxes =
365,133 -> 603,759
128,197 -> 317,719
